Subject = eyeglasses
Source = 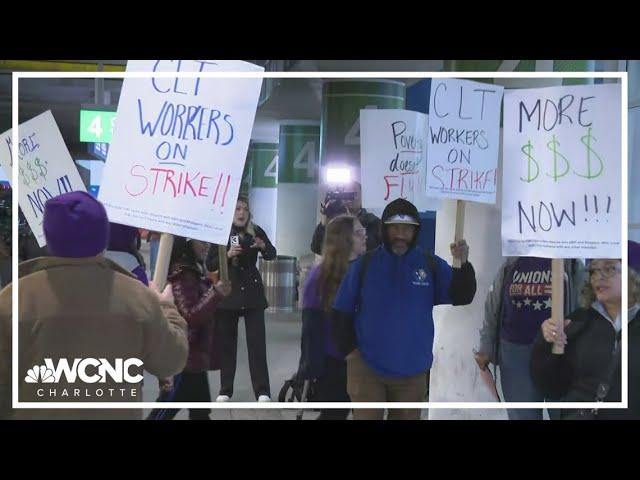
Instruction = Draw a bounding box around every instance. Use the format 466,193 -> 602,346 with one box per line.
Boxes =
589,264 -> 621,279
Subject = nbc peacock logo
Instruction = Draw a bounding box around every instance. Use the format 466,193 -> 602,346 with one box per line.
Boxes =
25,365 -> 56,383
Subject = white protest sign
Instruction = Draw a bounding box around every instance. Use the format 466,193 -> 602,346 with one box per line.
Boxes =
0,130 -> 9,184
98,60 -> 263,245
0,111 -> 87,246
360,109 -> 439,211
502,83 -> 621,259
426,78 -> 504,204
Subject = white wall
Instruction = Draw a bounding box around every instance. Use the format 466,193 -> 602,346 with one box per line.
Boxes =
276,183 -> 318,259
249,187 -> 277,247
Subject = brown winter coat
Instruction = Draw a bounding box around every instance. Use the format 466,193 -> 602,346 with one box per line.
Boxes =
0,255 -> 188,420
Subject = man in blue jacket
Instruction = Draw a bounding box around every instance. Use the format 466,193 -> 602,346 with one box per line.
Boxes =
332,198 -> 476,420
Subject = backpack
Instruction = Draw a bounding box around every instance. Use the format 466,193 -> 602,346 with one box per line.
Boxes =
277,372 -> 319,420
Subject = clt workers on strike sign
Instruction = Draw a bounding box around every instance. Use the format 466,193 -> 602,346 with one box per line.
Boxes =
98,60 -> 263,247
426,78 -> 504,205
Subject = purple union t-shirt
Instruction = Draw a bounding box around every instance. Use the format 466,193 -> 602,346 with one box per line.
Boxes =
500,257 -> 552,345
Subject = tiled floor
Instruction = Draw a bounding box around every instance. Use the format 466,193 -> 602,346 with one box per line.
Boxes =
142,310 -> 317,420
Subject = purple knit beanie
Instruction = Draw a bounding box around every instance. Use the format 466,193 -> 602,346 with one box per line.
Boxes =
108,222 -> 138,252
630,241 -> 640,273
43,191 -> 110,258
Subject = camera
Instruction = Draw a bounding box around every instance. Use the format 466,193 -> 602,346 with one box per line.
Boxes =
321,190 -> 357,220
325,190 -> 356,203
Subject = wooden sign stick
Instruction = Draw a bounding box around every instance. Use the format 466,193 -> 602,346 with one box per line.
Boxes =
452,200 -> 466,268
152,233 -> 174,291
217,244 -> 229,282
551,258 -> 565,355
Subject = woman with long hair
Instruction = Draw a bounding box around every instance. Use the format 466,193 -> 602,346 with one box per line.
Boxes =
206,196 -> 276,402
299,214 -> 367,419
148,236 -> 230,420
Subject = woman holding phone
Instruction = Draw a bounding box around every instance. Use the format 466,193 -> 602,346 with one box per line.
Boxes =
206,196 -> 277,402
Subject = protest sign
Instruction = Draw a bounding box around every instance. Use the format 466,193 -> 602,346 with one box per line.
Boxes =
502,83 -> 621,258
99,60 -> 263,247
0,111 -> 86,246
426,78 -> 503,204
360,109 -> 439,211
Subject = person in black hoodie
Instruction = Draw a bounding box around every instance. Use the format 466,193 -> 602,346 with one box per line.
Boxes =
310,182 -> 381,256
206,196 -> 277,402
331,198 -> 476,420
530,242 -> 640,419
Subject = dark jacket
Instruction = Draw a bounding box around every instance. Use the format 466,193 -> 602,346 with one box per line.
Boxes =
168,261 -> 224,371
311,209 -> 381,255
603,309 -> 640,419
205,224 -> 276,310
598,309 -> 640,419
530,307 -> 640,420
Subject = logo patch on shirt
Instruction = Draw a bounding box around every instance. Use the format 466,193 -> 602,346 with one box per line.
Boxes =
413,268 -> 429,286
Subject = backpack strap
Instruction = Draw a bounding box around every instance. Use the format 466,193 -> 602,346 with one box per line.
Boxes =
425,251 -> 437,292
356,250 -> 375,313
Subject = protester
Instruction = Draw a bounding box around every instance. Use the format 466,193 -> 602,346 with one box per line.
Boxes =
300,215 -> 367,419
332,198 -> 476,420
148,237 -> 231,420
0,191 -> 188,420
475,256 -> 585,419
530,243 -> 639,419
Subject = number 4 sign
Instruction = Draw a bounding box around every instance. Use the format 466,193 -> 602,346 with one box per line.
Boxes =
293,142 -> 316,179
264,154 -> 278,179
79,109 -> 117,143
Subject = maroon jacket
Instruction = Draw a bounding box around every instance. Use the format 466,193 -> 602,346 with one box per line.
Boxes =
168,262 -> 223,372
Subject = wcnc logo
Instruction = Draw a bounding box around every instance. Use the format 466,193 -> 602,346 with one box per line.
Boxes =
25,358 -> 144,384
24,358 -> 144,399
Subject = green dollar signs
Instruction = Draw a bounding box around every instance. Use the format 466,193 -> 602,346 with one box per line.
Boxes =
545,134 -> 570,181
520,140 -> 539,183
26,161 -> 38,181
34,157 -> 47,179
19,166 -> 31,187
574,127 -> 604,179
